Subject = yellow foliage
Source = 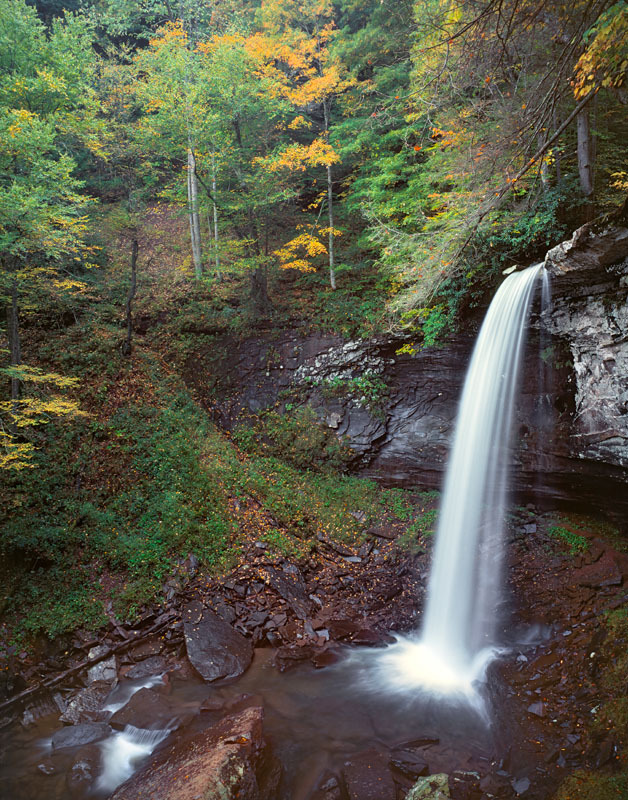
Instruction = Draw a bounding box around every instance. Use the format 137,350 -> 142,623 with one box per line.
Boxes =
261,138 -> 340,172
573,5 -> 628,98
0,433 -> 35,471
274,224 -> 340,272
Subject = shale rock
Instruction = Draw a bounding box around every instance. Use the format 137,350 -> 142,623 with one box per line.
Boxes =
86,645 -> 117,685
110,706 -> 280,800
182,601 -> 253,682
198,223 -> 628,516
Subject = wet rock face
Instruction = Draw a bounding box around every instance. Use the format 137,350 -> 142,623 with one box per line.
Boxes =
544,224 -> 628,480
195,224 -> 628,516
110,706 -> 280,800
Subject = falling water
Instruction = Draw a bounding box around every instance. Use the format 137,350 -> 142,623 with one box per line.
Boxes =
372,264 -> 545,700
96,724 -> 170,793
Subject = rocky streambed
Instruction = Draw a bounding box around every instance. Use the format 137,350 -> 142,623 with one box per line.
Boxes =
1,502 -> 626,800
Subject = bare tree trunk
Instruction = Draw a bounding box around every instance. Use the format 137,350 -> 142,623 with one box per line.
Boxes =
538,133 -> 550,193
211,153 -> 220,280
8,278 -> 21,403
187,147 -> 203,278
553,108 -> 562,184
121,236 -> 138,357
577,107 -> 594,198
323,100 -> 336,290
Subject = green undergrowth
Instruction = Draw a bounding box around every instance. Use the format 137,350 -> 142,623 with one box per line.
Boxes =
547,522 -> 590,555
232,405 -> 353,472
381,487 -> 440,553
0,336 -> 381,647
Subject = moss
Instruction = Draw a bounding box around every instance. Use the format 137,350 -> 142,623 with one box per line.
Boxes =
553,770 -> 628,800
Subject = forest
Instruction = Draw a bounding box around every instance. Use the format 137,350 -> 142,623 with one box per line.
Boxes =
1,1 -> 628,799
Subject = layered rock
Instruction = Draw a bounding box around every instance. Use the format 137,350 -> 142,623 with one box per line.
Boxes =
194,222 -> 628,518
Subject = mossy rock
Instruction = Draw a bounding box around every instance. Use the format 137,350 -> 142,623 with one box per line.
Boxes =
406,773 -> 450,799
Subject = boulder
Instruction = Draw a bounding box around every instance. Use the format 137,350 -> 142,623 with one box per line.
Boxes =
341,749 -> 396,800
406,773 -> 451,800
59,681 -> 111,724
110,706 -> 280,800
183,602 -> 253,682
51,722 -> 111,750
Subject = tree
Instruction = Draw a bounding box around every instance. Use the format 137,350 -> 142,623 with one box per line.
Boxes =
134,21 -> 209,278
258,0 -> 354,288
0,0 -> 96,466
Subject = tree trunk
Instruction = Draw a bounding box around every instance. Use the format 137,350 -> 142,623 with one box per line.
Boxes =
577,107 -> 594,198
187,147 -> 203,278
250,266 -> 271,318
211,153 -> 220,280
538,133 -> 550,192
8,278 -> 21,403
323,100 -> 336,290
121,236 -> 138,357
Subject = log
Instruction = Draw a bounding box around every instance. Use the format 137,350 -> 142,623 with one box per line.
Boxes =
0,611 -> 179,715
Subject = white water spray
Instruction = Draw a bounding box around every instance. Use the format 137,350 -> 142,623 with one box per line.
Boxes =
97,725 -> 170,793
377,264 -> 545,699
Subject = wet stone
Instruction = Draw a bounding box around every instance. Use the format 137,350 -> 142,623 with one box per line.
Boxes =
66,743 -> 101,798
109,687 -> 194,731
110,706 -> 281,800
511,776 -> 531,795
390,749 -> 429,780
125,655 -> 168,679
59,682 -> 111,725
51,722 -> 111,751
274,644 -> 317,672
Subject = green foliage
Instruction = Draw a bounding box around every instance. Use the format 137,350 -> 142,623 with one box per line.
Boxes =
381,487 -> 414,521
258,528 -> 311,560
233,406 -> 353,471
547,519 -> 590,555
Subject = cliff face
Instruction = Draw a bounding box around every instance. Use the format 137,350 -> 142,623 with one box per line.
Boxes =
196,223 -> 628,519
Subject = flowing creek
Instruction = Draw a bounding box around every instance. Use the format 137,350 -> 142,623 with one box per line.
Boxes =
0,645 -> 519,799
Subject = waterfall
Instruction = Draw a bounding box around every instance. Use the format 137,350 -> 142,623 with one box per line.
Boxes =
96,725 -> 170,793
369,264 -> 545,700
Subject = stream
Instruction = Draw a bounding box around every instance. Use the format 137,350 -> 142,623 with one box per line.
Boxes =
0,644 -> 502,799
